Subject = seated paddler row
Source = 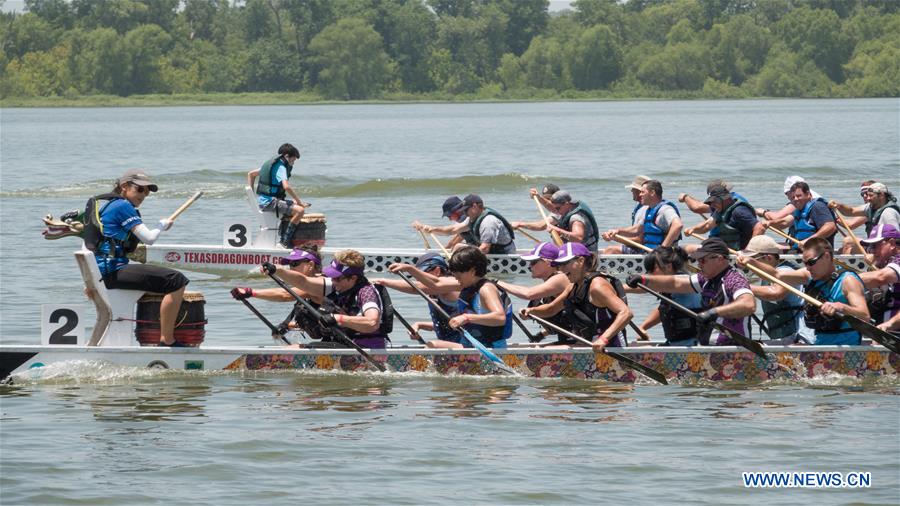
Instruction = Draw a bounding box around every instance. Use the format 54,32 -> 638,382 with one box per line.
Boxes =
231,228 -> 900,351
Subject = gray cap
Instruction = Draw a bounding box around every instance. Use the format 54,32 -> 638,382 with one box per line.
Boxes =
118,169 -> 158,192
550,190 -> 574,205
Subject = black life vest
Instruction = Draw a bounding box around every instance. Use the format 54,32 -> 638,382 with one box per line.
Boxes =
865,199 -> 900,235
465,208 -> 516,254
428,294 -> 463,342
256,156 -> 292,200
558,201 -> 599,251
658,291 -> 703,343
457,278 -> 513,346
82,192 -> 140,256
759,262 -> 804,339
527,272 -> 569,340
561,272 -> 627,344
326,277 -> 394,339
714,200 -> 756,250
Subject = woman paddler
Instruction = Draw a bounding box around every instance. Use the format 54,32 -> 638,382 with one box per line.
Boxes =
86,169 -> 189,346
445,246 -> 513,349
521,242 -> 633,351
633,246 -> 703,346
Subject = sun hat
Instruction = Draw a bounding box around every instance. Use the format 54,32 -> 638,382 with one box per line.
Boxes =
626,175 -> 650,190
704,184 -> 730,204
118,169 -> 158,192
322,259 -> 364,278
861,224 -> 900,244
550,190 -> 574,205
740,235 -> 788,257
691,237 -> 730,259
279,248 -> 321,266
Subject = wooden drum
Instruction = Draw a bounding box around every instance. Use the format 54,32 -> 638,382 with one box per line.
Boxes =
135,291 -> 207,347
286,213 -> 327,248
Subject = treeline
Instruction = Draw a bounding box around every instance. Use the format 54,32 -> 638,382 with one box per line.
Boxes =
1,0 -> 898,102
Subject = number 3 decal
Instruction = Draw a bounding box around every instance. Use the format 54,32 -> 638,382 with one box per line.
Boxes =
41,305 -> 86,345
224,222 -> 250,247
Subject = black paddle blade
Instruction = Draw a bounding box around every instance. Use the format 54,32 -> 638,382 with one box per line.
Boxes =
604,351 -> 668,385
844,314 -> 900,354
715,324 -> 769,360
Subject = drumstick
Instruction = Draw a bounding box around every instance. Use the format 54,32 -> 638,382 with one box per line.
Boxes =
167,191 -> 203,222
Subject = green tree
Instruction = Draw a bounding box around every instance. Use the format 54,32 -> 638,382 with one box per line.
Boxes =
3,13 -> 61,58
774,6 -> 851,82
497,52 -> 523,89
490,0 -> 549,56
122,24 -> 172,94
66,27 -> 130,94
750,47 -> 833,97
239,37 -> 304,92
636,42 -> 711,90
3,43 -> 70,96
566,23 -> 622,90
841,39 -> 900,97
519,35 -> 566,89
308,18 -> 395,99
25,0 -> 74,29
707,14 -> 772,85
382,0 -> 437,92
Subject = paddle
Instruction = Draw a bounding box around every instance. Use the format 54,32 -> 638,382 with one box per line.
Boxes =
417,228 -> 431,249
167,191 -> 204,223
395,271 -> 520,376
237,298 -> 291,345
393,308 -> 426,344
766,225 -> 862,273
628,321 -> 653,341
431,233 -> 451,258
833,210 -> 876,269
533,195 -> 563,246
512,312 -> 543,343
634,282 -> 769,360
740,261 -> 900,353
612,233 -> 700,273
264,269 -> 387,372
526,314 -> 668,385
516,228 -> 543,244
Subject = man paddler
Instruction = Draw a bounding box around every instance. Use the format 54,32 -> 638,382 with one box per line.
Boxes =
684,183 -> 763,251
857,224 -> 900,326
512,191 -> 599,251
626,237 -> 757,345
767,238 -> 869,345
452,194 -> 517,254
602,179 -> 683,253
601,175 -> 649,254
412,196 -> 469,250
247,143 -> 306,248
829,182 -> 900,252
764,181 -> 837,251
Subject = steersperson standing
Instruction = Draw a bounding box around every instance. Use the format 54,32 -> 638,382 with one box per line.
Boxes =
602,179 -> 683,253
512,191 -> 600,251
86,169 -> 189,346
247,143 -> 306,248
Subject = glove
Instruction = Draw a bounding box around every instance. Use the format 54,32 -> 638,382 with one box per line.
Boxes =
157,218 -> 173,231
261,261 -> 277,275
697,308 -> 718,323
626,275 -> 645,289
230,287 -> 254,300
319,313 -> 337,327
273,323 -> 289,336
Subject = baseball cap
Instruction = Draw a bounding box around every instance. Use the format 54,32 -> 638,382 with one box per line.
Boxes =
441,196 -> 462,217
740,235 -> 787,257
706,179 -> 734,193
861,223 -> 900,244
783,175 -> 822,199
520,242 -> 560,261
279,248 -> 321,266
322,259 -> 364,278
415,252 -> 448,271
118,169 -> 158,192
541,184 -> 560,196
704,184 -> 731,204
453,194 -> 483,213
626,175 -> 650,190
868,182 -> 889,194
691,237 -> 730,259
550,190 -> 573,205
553,242 -> 592,265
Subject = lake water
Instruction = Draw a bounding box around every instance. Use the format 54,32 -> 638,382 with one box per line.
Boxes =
1,99 -> 898,504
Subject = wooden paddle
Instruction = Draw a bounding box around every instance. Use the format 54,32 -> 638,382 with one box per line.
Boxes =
167,191 -> 203,223
526,314 -> 668,385
533,195 -> 563,246
237,298 -> 291,345
516,228 -> 543,244
264,270 -> 387,372
417,228 -> 431,249
395,271 -> 520,376
392,308 -> 426,344
511,312 -> 543,343
430,233 -> 451,258
612,233 -> 700,273
766,225 -> 862,273
833,210 -> 876,269
740,261 -> 900,353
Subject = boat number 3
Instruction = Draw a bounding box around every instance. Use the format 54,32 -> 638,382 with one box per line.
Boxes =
41,304 -> 86,345
224,222 -> 251,248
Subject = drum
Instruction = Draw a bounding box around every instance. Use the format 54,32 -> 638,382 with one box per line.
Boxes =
135,291 -> 206,347
286,213 -> 327,248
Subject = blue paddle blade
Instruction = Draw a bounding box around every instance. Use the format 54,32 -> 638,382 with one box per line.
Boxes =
460,329 -> 519,376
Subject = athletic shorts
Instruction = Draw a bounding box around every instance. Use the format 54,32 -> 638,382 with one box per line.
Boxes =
103,263 -> 189,294
261,198 -> 298,218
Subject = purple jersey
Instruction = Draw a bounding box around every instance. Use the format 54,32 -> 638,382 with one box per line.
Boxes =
690,267 -> 753,345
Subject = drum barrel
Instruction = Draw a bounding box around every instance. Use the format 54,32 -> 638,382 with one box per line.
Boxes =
135,292 -> 206,347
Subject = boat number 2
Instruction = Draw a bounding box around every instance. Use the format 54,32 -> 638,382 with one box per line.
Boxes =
224,222 -> 251,248
41,304 -> 86,345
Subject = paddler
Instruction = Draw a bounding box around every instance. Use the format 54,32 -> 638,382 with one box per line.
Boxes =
512,191 -> 599,251
497,242 -> 570,343
626,237 -> 756,345
521,242 -> 633,351
755,175 -> 823,222
683,183 -> 763,251
634,246 -> 704,346
601,175 -> 648,254
677,179 -> 749,227
857,224 -> 900,326
412,196 -> 468,250
247,143 -> 306,248
531,183 -> 561,214
734,236 -> 814,344
765,238 -> 869,345
262,249 -> 393,349
453,194 -> 517,254
763,181 -> 837,251
830,180 -> 876,254
86,169 -> 189,346
602,179 -> 683,253
446,246 -> 514,349
830,182 -> 900,248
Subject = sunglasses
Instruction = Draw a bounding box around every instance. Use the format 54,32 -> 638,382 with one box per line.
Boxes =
529,259 -> 547,267
289,260 -> 311,267
802,251 -> 826,267
697,255 -> 722,264
130,183 -> 148,194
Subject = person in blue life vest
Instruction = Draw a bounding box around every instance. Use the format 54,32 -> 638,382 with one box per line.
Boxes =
755,175 -> 825,223
764,181 -> 837,251
375,252 -> 466,348
512,191 -> 600,251
830,182 -> 900,254
683,183 -> 764,252
87,169 -> 190,346
767,238 -> 869,345
521,242 -> 633,352
247,143 -> 306,248
412,196 -> 471,250
445,246 -> 513,349
262,249 -> 392,349
735,235 -> 815,344
602,175 -> 650,254
602,179 -> 683,252
632,246 -> 704,346
856,224 -> 900,327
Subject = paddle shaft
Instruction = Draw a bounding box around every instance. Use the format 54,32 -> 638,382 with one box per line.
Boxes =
167,191 -> 203,222
516,228 -> 543,244
766,226 -> 861,273
265,270 -> 386,372
527,314 -> 667,385
239,298 -> 291,345
635,282 -> 768,360
533,195 -> 563,246
512,312 -> 542,343
833,210 -> 876,269
430,233 -> 451,257
393,308 -> 426,344
615,233 -> 699,273
418,229 -> 431,249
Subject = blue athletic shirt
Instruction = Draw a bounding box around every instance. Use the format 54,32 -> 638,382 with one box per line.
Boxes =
257,164 -> 288,207
96,199 -> 142,276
